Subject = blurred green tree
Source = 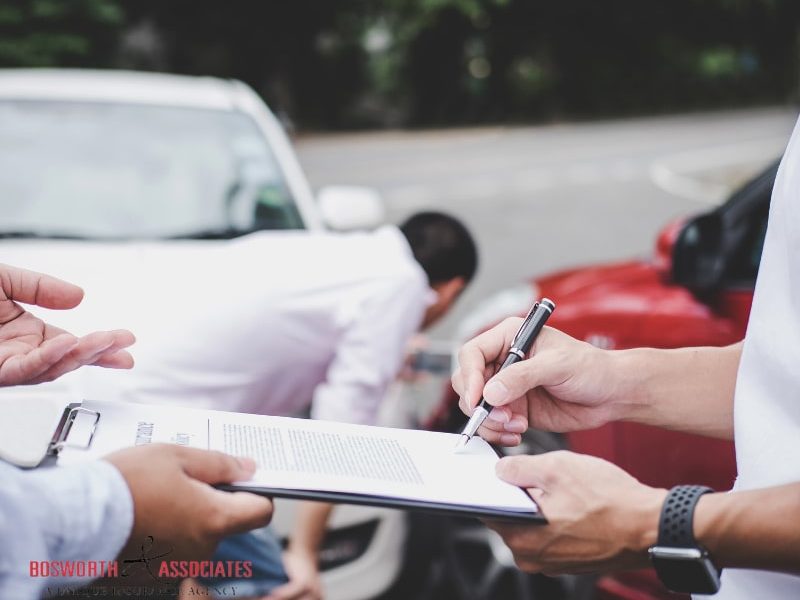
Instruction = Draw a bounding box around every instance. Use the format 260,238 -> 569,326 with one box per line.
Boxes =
0,0 -> 798,128
0,0 -> 124,67
361,0 -> 800,125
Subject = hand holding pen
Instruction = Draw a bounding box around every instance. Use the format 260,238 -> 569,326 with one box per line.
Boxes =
455,298 -> 555,449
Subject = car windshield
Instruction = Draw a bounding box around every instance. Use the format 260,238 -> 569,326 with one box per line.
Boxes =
0,100 -> 304,239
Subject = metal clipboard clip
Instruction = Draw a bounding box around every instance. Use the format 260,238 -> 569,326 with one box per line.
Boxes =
48,404 -> 101,455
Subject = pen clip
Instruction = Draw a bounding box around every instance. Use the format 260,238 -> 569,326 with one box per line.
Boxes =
512,301 -> 539,346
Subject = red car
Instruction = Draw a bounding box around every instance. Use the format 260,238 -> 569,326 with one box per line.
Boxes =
427,161 -> 777,600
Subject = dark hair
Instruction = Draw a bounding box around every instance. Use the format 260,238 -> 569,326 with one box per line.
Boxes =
400,212 -> 478,285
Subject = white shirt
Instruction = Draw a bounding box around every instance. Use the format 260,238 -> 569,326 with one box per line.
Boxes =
4,226 -> 433,425
0,460 -> 133,599
714,116 -> 800,598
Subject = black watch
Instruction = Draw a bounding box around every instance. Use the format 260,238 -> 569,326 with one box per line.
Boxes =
648,485 -> 722,595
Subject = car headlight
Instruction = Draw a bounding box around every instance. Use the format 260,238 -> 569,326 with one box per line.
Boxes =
318,519 -> 380,571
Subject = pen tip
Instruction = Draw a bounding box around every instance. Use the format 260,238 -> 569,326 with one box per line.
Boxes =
453,435 -> 469,452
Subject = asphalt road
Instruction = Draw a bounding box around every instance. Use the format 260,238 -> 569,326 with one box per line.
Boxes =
295,106 -> 797,339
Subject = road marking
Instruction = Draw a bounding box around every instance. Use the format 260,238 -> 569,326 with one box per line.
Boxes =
648,137 -> 787,205
383,136 -> 785,207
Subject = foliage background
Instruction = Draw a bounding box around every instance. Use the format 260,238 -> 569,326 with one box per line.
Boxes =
0,0 -> 798,129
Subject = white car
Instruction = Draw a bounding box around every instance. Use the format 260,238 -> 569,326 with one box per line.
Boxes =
0,68 -> 406,600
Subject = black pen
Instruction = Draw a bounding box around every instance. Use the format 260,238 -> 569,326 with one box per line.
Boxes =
454,298 -> 556,450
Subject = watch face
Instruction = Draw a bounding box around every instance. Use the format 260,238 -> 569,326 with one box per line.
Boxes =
650,548 -> 721,594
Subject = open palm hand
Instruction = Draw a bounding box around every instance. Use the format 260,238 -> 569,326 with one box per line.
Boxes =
0,264 -> 135,386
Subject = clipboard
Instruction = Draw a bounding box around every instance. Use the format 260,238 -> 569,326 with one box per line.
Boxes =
0,398 -> 101,468
38,398 -> 547,523
219,485 -> 546,523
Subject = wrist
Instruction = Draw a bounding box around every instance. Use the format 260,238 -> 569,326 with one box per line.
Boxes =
649,486 -> 722,594
692,492 -> 729,567
604,348 -> 652,422
629,486 -> 668,555
286,543 -> 320,563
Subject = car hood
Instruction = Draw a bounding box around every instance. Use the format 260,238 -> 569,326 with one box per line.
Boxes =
535,259 -> 662,300
533,259 -> 682,322
454,259 -> 668,346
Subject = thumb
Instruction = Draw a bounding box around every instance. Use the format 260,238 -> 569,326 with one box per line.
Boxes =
496,453 -> 565,489
211,490 -> 274,534
0,263 -> 84,310
482,352 -> 558,407
179,447 -> 257,484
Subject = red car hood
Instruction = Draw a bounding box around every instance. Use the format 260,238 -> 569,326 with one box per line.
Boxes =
535,260 -> 661,299
532,258 -> 744,350
533,259 -> 678,323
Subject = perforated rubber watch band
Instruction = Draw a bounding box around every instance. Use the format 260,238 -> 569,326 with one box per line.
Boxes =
649,485 -> 722,594
658,484 -> 713,547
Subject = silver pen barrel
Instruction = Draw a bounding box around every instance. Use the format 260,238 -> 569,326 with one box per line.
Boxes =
454,404 -> 489,449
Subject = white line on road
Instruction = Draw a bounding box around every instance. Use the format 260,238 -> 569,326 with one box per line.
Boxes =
648,138 -> 786,205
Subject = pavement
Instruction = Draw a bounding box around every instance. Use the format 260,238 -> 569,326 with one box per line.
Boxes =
295,106 -> 797,339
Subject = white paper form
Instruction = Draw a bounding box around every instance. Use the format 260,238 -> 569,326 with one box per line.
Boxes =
58,400 -> 539,517
57,399 -> 212,463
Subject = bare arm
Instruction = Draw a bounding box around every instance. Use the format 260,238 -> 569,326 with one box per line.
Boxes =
452,321 -> 742,443
696,482 -> 800,574
489,452 -> 800,577
267,501 -> 332,600
288,501 -> 333,558
614,342 -> 742,439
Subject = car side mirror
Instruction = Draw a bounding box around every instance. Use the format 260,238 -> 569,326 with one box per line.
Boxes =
317,185 -> 386,231
671,213 -> 725,295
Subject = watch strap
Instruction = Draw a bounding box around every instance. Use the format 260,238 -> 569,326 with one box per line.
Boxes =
651,485 -> 722,594
657,484 -> 714,548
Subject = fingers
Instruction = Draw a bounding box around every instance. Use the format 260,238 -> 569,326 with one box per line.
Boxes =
483,520 -> 547,573
452,367 -> 488,414
179,447 -> 258,484
209,489 -> 274,535
0,263 -> 84,310
479,429 -> 522,446
78,330 -> 136,355
457,391 -> 528,446
476,413 -> 527,446
28,329 -> 136,384
482,337 -> 561,407
495,451 -> 572,489
453,317 -> 523,410
487,401 -> 528,433
0,332 -> 78,385
92,349 -> 135,369
182,448 -> 273,534
80,330 -> 135,369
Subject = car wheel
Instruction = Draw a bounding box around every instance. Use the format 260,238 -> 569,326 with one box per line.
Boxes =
378,512 -> 450,600
441,516 -> 595,600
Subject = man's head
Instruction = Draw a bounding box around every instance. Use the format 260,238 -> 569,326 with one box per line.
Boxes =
400,211 -> 478,329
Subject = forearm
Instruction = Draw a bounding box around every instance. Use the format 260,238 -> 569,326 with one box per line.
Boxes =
288,502 -> 334,559
24,461 -> 133,563
611,342 -> 742,439
0,460 -> 133,598
694,482 -> 800,574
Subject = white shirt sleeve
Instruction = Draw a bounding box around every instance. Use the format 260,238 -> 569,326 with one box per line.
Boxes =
0,459 -> 133,599
310,270 -> 430,425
